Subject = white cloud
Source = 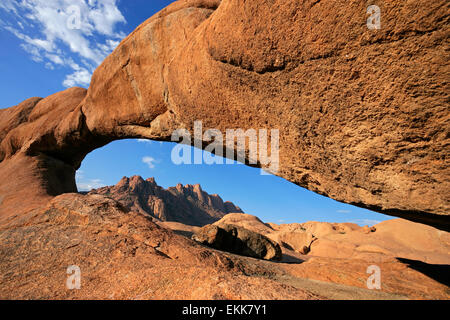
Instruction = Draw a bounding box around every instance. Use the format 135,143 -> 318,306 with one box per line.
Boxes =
77,179 -> 105,191
142,156 -> 159,169
46,53 -> 64,65
0,0 -> 18,14
88,1 -> 126,36
0,0 -> 126,87
45,62 -> 55,70
337,209 -> 352,214
75,170 -> 105,191
20,43 -> 44,62
63,68 -> 92,87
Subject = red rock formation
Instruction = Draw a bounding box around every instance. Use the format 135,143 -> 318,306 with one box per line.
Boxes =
192,223 -> 283,261
1,0 -> 449,301
89,175 -> 243,226
0,193 -> 321,300
0,1 -> 449,228
2,192 -> 447,300
214,213 -> 450,266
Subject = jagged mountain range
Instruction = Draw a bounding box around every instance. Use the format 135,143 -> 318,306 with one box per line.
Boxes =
88,176 -> 243,226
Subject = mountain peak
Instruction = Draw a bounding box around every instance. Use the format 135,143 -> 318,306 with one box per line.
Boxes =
130,175 -> 144,182
116,176 -> 130,187
89,176 -> 243,226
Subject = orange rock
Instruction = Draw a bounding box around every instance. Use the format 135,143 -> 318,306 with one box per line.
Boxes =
0,0 -> 449,299
0,193 -> 319,300
89,175 -> 242,226
0,0 -> 448,230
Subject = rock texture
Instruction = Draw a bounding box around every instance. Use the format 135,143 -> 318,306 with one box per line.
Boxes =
5,192 -> 448,300
0,0 -> 449,230
0,193 -> 448,299
306,219 -> 450,264
1,0 -> 449,300
192,223 -> 282,261
211,213 -> 450,266
88,175 -> 242,226
0,193 -> 319,300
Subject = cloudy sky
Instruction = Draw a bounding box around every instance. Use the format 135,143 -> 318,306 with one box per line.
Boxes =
1,0 -> 126,88
0,0 -> 173,107
0,0 -> 393,226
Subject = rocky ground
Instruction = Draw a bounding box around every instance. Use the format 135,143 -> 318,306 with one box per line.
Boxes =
213,213 -> 450,265
0,193 -> 448,300
0,0 -> 448,232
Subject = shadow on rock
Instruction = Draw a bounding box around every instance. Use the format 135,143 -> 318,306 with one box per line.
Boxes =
396,257 -> 450,287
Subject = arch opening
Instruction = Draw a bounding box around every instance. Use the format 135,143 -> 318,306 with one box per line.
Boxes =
76,138 -> 393,227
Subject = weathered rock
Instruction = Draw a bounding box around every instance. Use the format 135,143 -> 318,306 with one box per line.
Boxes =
276,232 -> 316,255
160,213 -> 450,299
4,192 -> 448,299
213,213 -> 316,254
89,175 -> 242,226
0,0 -> 449,231
165,0 -> 450,229
192,223 -> 282,261
0,193 -> 320,300
290,219 -> 450,265
214,213 -> 275,235
0,88 -> 91,223
282,255 -> 450,300
213,213 -> 450,265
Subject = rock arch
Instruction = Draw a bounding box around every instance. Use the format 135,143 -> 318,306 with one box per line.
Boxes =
0,0 -> 448,230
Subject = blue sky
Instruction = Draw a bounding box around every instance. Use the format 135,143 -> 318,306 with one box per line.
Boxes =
0,0 -> 393,226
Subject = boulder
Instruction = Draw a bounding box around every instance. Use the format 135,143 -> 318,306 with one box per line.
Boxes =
215,214 -> 316,254
214,213 -> 275,235
276,231 -> 316,255
192,223 -> 282,261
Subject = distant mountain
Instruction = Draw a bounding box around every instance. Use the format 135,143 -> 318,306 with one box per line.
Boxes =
88,176 -> 243,226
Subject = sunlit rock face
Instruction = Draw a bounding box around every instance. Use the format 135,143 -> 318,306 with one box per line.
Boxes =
0,0 -> 449,231
88,175 -> 243,226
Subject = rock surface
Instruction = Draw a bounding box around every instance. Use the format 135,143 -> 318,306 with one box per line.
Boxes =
0,0 -> 448,230
306,218 -> 450,264
89,175 -> 242,226
1,0 -> 449,300
1,195 -> 447,300
211,213 -> 450,266
0,193 -> 319,300
192,223 -> 282,261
